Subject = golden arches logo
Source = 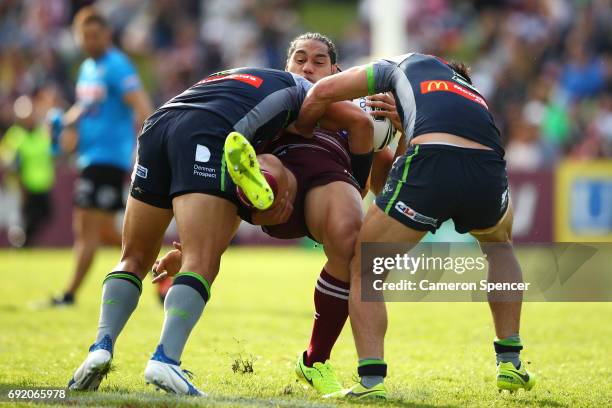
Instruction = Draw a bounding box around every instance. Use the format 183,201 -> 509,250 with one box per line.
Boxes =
426,81 -> 449,91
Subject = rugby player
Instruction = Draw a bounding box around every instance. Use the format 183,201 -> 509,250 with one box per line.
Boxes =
153,32 -> 402,396
51,7 -> 152,306
67,65 -> 373,395
296,53 -> 535,399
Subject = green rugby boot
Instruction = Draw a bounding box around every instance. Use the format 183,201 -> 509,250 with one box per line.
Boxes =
497,361 -> 536,392
224,131 -> 274,210
295,353 -> 342,395
324,382 -> 387,400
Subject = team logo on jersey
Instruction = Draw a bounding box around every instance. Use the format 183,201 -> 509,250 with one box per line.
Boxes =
423,81 -> 449,92
420,80 -> 488,109
394,201 -> 438,227
135,164 -> 148,179
197,73 -> 264,88
195,144 -> 211,163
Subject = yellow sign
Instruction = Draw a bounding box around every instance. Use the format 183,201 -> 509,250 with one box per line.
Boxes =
556,160 -> 612,242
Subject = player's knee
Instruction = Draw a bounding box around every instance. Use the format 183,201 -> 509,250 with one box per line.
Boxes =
324,216 -> 362,262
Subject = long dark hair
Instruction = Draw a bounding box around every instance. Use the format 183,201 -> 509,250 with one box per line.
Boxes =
286,32 -> 338,65
448,60 -> 473,84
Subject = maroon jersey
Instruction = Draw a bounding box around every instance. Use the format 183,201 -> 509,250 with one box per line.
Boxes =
258,128 -> 358,240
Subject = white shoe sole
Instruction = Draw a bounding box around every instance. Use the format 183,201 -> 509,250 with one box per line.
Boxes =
69,349 -> 112,391
144,360 -> 206,396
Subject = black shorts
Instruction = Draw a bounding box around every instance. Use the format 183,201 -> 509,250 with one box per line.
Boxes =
130,109 -> 239,209
74,164 -> 126,212
376,144 -> 509,234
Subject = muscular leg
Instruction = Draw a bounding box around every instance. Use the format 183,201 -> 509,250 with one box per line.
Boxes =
115,197 -> 173,279
471,203 -> 524,367
156,193 -> 238,362
69,196 -> 173,391
96,197 -> 173,345
306,181 -> 363,282
301,181 -> 362,366
349,204 -> 426,361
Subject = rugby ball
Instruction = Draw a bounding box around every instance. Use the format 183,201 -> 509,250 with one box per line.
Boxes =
352,96 -> 395,151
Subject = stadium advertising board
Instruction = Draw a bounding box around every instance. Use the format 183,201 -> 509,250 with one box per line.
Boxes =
555,161 -> 612,242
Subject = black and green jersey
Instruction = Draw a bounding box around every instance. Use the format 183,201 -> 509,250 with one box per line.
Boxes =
367,53 -> 503,156
158,67 -> 312,151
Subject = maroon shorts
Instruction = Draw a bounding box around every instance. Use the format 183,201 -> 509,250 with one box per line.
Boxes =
259,129 -> 359,240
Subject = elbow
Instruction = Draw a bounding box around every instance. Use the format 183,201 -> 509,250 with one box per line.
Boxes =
311,78 -> 335,102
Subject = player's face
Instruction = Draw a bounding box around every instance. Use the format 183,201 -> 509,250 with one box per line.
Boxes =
77,22 -> 110,58
286,39 -> 337,83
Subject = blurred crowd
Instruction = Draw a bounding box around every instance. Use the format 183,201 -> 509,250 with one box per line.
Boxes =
386,0 -> 612,170
0,0 -> 611,170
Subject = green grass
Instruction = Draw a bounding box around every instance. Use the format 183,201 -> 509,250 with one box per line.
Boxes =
299,1 -> 359,40
0,247 -> 611,407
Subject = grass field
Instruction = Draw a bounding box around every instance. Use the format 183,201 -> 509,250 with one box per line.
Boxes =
1,247 -> 611,407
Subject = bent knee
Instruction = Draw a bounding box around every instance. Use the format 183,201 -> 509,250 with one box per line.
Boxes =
323,217 -> 362,260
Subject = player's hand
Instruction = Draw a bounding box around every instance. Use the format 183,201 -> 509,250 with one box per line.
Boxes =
151,241 -> 182,283
251,190 -> 294,225
367,93 -> 402,133
285,122 -> 302,136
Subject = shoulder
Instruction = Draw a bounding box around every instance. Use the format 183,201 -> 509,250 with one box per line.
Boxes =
287,72 -> 312,91
106,48 -> 134,69
79,58 -> 96,74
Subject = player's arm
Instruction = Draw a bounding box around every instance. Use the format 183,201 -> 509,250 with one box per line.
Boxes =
319,100 -> 373,154
62,103 -> 84,127
49,104 -> 82,154
295,65 -> 370,137
152,242 -> 182,283
320,99 -> 374,191
123,89 -> 153,131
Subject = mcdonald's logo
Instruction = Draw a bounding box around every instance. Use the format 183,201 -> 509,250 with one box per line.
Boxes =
421,80 -> 450,93
420,80 -> 489,109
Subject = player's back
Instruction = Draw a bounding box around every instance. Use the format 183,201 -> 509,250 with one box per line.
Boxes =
159,68 -> 311,149
373,53 -> 503,156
